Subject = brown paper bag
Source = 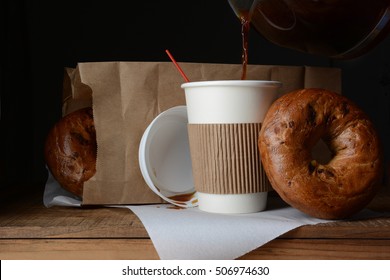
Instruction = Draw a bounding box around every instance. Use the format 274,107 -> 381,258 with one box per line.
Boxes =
62,62 -> 341,205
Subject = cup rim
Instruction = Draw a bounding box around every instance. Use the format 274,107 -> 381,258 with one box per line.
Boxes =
181,80 -> 282,89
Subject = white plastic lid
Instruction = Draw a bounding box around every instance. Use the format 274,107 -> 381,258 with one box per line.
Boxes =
139,106 -> 198,208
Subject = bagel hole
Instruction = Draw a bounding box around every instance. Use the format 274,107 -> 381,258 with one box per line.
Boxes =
311,139 -> 332,165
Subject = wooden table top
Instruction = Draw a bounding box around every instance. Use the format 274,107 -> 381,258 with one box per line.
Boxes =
1,188 -> 389,260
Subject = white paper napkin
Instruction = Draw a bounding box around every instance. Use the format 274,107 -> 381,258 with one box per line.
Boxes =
43,168 -> 82,207
127,204 -> 326,260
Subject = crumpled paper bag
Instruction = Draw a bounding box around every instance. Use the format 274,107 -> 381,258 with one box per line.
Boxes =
59,62 -> 341,205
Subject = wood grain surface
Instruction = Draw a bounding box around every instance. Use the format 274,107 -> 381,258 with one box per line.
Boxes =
1,187 -> 389,259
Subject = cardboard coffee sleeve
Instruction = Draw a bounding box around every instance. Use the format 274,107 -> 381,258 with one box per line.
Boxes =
188,123 -> 271,194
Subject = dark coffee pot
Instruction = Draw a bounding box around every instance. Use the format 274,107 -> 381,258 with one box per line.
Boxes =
228,0 -> 390,59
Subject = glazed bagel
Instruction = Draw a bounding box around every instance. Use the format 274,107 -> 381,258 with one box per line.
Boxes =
259,88 -> 383,219
44,107 -> 96,197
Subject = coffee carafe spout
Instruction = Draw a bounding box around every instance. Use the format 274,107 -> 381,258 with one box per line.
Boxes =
228,0 -> 259,19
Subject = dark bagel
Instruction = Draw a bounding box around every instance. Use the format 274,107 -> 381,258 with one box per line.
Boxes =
259,88 -> 383,219
44,107 -> 96,197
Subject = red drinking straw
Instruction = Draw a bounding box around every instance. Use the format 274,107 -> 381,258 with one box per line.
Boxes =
165,49 -> 190,82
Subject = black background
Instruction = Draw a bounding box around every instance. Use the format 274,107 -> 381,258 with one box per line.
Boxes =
1,0 -> 389,199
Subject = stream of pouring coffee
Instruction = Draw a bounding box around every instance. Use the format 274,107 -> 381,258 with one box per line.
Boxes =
241,14 -> 251,80
228,0 -> 254,80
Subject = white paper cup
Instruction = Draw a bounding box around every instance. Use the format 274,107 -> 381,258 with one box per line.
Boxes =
182,80 -> 281,214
